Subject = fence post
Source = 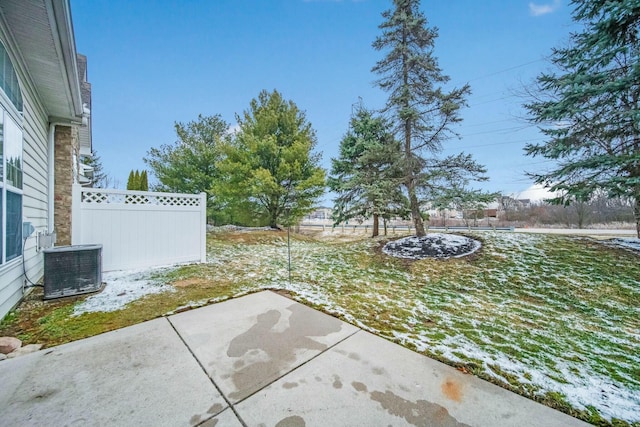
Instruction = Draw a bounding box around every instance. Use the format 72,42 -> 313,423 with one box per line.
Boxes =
71,184 -> 82,245
200,192 -> 207,263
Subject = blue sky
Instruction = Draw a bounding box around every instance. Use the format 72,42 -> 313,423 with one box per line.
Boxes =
71,0 -> 577,204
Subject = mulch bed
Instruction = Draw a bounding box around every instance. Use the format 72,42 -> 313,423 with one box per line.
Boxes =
382,233 -> 481,260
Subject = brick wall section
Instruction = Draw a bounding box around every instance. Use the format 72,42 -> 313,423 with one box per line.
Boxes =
54,125 -> 79,245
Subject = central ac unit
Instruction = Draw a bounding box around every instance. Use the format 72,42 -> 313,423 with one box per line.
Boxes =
42,244 -> 103,300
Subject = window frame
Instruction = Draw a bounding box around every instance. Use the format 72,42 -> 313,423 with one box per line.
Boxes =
0,40 -> 24,267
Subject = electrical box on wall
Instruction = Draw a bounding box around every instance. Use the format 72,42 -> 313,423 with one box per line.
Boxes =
37,231 -> 56,251
22,221 -> 34,238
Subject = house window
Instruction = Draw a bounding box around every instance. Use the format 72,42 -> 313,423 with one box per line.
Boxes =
0,42 -> 23,113
0,41 -> 23,265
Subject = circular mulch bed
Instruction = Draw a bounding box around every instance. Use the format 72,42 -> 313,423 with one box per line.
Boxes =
382,233 -> 481,260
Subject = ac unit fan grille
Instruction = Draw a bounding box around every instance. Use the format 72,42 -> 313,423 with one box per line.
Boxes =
43,245 -> 102,300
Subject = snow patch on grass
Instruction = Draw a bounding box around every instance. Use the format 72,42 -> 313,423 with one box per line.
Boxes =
73,268 -> 175,315
399,325 -> 640,423
602,237 -> 640,253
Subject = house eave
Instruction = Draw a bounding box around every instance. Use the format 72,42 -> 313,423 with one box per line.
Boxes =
49,0 -> 83,119
0,0 -> 84,122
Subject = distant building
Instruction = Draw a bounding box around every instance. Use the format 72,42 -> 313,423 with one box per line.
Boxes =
305,207 -> 333,222
499,196 -> 532,211
485,209 -> 498,218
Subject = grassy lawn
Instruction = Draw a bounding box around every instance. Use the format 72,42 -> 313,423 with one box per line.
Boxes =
1,228 -> 638,426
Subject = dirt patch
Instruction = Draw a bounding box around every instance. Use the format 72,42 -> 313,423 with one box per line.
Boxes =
0,287 -> 87,345
209,229 -> 285,245
173,278 -> 209,288
270,288 -> 297,300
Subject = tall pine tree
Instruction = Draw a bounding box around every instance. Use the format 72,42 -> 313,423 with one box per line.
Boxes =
372,0 -> 474,236
525,0 -> 640,237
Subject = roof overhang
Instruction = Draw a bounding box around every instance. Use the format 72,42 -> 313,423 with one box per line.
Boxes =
0,0 -> 84,123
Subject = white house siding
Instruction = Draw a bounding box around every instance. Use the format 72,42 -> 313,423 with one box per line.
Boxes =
0,23 -> 51,320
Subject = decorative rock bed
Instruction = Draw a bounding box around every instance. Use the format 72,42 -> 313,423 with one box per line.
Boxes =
0,336 -> 42,360
382,233 -> 481,260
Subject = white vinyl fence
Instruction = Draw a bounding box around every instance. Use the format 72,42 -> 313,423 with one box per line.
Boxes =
72,185 -> 206,271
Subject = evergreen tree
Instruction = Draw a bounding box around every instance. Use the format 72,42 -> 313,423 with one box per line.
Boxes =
140,170 -> 149,191
372,0 -> 473,236
126,169 -> 149,191
81,150 -> 110,188
145,114 -> 228,194
524,0 -> 640,237
126,170 -> 135,190
133,170 -> 141,190
329,105 -> 407,236
144,114 -> 229,223
218,90 -> 325,228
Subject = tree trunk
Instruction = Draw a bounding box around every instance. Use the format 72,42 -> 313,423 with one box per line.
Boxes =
372,214 -> 379,237
404,127 -> 425,236
407,182 -> 425,236
268,202 -> 279,229
634,194 -> 640,239
575,201 -> 588,229
401,23 -> 425,238
270,211 -> 279,229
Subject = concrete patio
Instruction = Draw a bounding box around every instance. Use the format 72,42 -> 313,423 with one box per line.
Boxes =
0,291 -> 590,427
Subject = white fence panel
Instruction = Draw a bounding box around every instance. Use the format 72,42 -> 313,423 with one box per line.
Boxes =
72,185 -> 206,271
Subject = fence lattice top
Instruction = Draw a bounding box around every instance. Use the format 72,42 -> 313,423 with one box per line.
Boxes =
81,189 -> 203,206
